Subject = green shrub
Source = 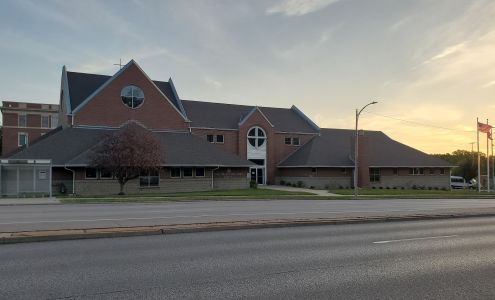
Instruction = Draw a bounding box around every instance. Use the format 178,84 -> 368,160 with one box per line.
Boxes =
250,180 -> 258,189
279,180 -> 285,186
296,181 -> 305,188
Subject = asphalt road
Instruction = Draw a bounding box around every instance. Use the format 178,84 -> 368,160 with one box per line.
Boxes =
1,198 -> 495,232
1,217 -> 495,299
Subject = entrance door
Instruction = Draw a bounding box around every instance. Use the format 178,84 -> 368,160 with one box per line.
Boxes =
250,168 -> 264,185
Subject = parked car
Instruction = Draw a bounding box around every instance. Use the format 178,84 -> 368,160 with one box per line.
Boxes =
450,176 -> 475,189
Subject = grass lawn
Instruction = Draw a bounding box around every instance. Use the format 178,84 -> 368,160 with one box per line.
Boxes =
329,188 -> 495,198
60,188 -> 319,204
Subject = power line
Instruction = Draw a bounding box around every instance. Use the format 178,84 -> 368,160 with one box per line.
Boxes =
363,111 -> 476,133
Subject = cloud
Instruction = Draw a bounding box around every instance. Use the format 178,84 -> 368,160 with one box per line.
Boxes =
204,76 -> 223,89
266,0 -> 340,16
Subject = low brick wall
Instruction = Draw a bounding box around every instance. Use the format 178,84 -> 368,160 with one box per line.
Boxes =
73,177 -> 249,196
371,175 -> 450,189
276,176 -> 352,189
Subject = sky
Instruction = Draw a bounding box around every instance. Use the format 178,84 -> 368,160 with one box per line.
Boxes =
1,0 -> 495,154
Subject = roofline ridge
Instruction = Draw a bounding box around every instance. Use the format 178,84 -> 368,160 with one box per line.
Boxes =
290,105 -> 320,132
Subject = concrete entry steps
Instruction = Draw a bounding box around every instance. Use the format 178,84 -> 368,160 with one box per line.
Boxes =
260,185 -> 341,196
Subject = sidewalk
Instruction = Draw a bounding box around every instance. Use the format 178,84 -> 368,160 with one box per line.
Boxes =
260,185 -> 341,196
0,197 -> 60,205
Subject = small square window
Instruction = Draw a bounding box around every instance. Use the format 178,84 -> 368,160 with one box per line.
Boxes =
85,168 -> 97,179
393,168 -> 398,175
183,167 -> 193,177
292,137 -> 300,146
38,171 -> 47,180
207,135 -> 214,143
285,137 -> 291,145
195,168 -> 205,177
171,168 -> 181,178
440,168 -> 445,175
341,168 -> 347,174
216,135 -> 224,143
429,168 -> 434,175
18,133 -> 28,147
41,115 -> 50,128
369,168 -> 380,182
18,114 -> 27,127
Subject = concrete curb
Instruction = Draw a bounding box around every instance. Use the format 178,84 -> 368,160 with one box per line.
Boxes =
2,212 -> 495,244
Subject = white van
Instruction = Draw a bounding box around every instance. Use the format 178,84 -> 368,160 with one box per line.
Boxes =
450,176 -> 468,189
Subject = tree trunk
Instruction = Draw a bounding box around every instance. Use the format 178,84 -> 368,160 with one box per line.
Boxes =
119,182 -> 125,195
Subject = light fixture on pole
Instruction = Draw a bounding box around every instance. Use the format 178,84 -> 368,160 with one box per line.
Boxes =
354,101 -> 378,198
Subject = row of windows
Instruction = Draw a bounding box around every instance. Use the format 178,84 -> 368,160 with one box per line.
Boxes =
284,137 -> 300,146
207,134 -> 224,144
17,114 -> 58,129
84,167 -> 207,187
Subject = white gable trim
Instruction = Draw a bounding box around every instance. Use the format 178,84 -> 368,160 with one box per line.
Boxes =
71,60 -> 189,122
61,66 -> 72,114
238,106 -> 274,127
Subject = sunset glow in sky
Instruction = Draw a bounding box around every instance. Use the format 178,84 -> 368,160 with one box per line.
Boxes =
1,0 -> 494,154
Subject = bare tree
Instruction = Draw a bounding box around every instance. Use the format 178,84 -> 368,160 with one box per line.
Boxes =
90,122 -> 161,195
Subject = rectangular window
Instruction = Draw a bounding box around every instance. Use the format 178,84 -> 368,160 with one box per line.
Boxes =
171,167 -> 181,178
85,168 -> 97,179
51,114 -> 59,128
207,135 -> 214,143
285,137 -> 291,145
440,168 -> 445,175
393,168 -> 398,175
341,168 -> 347,174
100,169 -> 113,179
292,137 -> 300,146
311,168 -> 317,174
195,167 -> 205,177
429,168 -> 435,175
41,115 -> 50,128
18,114 -> 27,127
409,168 -> 425,175
18,133 -> 28,147
216,135 -> 224,143
369,168 -> 380,182
183,167 -> 193,177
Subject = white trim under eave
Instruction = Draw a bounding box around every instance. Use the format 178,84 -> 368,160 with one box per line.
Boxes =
54,164 -> 255,168
278,165 -> 355,168
368,165 -> 455,168
189,126 -> 239,131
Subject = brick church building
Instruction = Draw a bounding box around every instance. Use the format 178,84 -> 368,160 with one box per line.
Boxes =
1,60 -> 452,196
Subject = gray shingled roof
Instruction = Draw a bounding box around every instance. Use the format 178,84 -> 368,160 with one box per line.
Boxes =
66,72 -> 181,113
181,100 -> 317,133
9,127 -> 254,167
279,128 -> 453,167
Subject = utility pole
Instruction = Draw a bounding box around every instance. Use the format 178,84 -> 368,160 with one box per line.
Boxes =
354,101 -> 378,198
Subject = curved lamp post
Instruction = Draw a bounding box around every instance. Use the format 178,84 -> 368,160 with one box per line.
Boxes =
354,101 -> 378,198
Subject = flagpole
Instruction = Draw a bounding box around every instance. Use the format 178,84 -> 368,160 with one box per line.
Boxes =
492,134 -> 494,190
477,118 -> 481,192
487,119 -> 490,193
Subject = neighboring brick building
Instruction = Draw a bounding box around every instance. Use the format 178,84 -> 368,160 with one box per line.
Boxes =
1,101 -> 59,156
2,60 -> 453,196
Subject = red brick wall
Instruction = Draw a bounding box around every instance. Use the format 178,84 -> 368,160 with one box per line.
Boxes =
274,133 -> 315,163
2,127 -> 52,156
73,63 -> 188,130
2,113 -> 17,126
190,128 -> 239,155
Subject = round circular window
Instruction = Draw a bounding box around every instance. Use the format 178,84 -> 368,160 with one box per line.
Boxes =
121,85 -> 145,109
247,127 -> 266,148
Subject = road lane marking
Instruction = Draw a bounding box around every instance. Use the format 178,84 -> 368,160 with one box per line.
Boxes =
373,235 -> 458,244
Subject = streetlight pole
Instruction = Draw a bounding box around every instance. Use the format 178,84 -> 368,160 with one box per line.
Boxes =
354,101 -> 378,198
